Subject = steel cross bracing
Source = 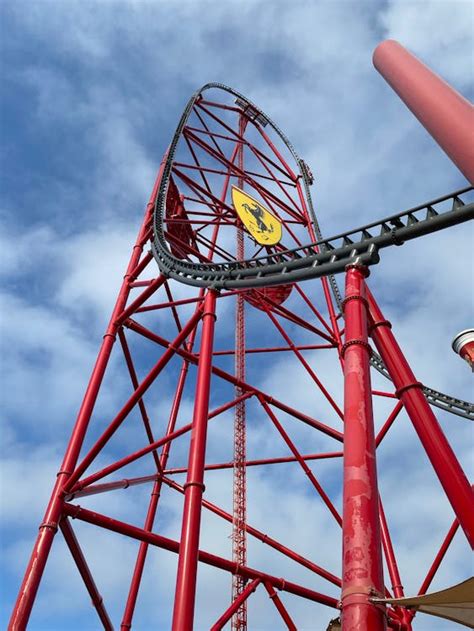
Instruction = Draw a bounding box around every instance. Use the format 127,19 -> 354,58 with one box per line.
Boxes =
151,84 -> 474,420
10,79 -> 474,631
232,114 -> 248,631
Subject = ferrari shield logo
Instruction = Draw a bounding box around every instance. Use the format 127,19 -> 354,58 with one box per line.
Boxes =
232,186 -> 282,246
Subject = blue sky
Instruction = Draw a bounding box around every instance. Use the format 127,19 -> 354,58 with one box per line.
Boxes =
1,1 -> 473,630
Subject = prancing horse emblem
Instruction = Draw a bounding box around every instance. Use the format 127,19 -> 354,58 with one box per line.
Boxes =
231,186 -> 282,246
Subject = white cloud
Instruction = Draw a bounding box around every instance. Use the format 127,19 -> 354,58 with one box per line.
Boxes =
380,0 -> 474,89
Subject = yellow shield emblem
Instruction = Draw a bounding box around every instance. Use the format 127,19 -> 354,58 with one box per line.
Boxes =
231,186 -> 282,246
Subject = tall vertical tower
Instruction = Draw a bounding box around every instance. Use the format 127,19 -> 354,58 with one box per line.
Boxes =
232,114 -> 248,631
9,44 -> 474,631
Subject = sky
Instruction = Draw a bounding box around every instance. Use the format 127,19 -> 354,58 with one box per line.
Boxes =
1,1 -> 473,630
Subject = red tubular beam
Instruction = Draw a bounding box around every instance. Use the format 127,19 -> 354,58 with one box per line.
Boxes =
264,582 -> 297,631
260,398 -> 342,526
65,306 -> 204,493
115,274 -> 166,324
373,39 -> 474,183
8,160 -> 165,631
121,352 -> 193,631
405,517 -> 461,626
118,328 -> 161,472
213,342 -> 335,356
125,317 -> 343,442
418,518 -> 459,596
60,518 -> 113,631
69,474 -> 160,499
294,284 -> 335,337
378,500 -> 404,600
172,290 -> 217,631
341,267 -> 386,631
136,294 -> 205,314
367,287 -> 474,547
73,392 -> 252,493
375,400 -> 404,447
165,450 -> 343,475
62,503 -> 339,609
265,310 -> 343,420
161,475 -> 342,587
210,579 -> 261,631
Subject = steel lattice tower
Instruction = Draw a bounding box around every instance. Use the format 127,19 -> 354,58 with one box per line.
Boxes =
9,40 -> 474,631
232,114 -> 249,631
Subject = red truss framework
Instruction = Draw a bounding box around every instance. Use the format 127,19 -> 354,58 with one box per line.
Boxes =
10,45 -> 474,631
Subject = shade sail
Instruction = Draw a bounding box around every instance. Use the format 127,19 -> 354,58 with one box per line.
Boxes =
371,577 -> 474,628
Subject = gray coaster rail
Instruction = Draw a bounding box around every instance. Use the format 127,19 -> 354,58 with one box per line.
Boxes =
151,83 -> 474,421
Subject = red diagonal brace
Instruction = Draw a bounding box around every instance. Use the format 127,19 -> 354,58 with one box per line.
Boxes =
264,582 -> 297,631
60,518 -> 113,631
367,286 -> 474,548
210,579 -> 260,630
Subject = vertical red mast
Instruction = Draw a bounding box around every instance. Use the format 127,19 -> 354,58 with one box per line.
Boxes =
232,113 -> 248,631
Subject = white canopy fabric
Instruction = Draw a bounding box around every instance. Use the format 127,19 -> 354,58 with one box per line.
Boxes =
371,577 -> 474,628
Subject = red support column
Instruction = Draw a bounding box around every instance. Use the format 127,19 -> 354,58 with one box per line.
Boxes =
8,164 -> 165,631
172,289 -> 218,630
373,39 -> 474,184
341,266 -> 386,631
121,351 -> 193,630
367,287 -> 474,547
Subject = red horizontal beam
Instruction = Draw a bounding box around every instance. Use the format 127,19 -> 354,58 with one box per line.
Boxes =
165,450 -> 343,475
125,318 -> 343,443
63,503 -> 339,609
213,343 -> 336,356
161,476 -> 342,587
70,392 -> 253,493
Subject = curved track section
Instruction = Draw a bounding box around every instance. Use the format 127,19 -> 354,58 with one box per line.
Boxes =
152,83 -> 473,420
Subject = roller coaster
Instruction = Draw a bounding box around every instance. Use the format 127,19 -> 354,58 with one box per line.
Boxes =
10,40 -> 473,631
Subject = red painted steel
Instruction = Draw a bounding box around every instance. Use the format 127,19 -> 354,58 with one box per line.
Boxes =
418,518 -> 460,596
378,500 -> 404,599
10,75 -> 472,631
232,114 -> 249,631
161,475 -> 341,587
379,500 -> 412,629
264,582 -> 298,631
341,266 -> 386,631
261,397 -> 342,525
211,579 -> 261,630
165,450 -> 343,475
244,283 -> 293,310
73,393 -> 248,492
172,290 -> 218,630
123,317 -> 344,442
60,518 -> 114,630
8,162 -> 165,631
64,306 -> 204,493
62,503 -> 340,609
367,287 -> 474,547
405,518 -> 460,625
373,39 -> 474,183
120,349 -> 194,630
459,340 -> 474,367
